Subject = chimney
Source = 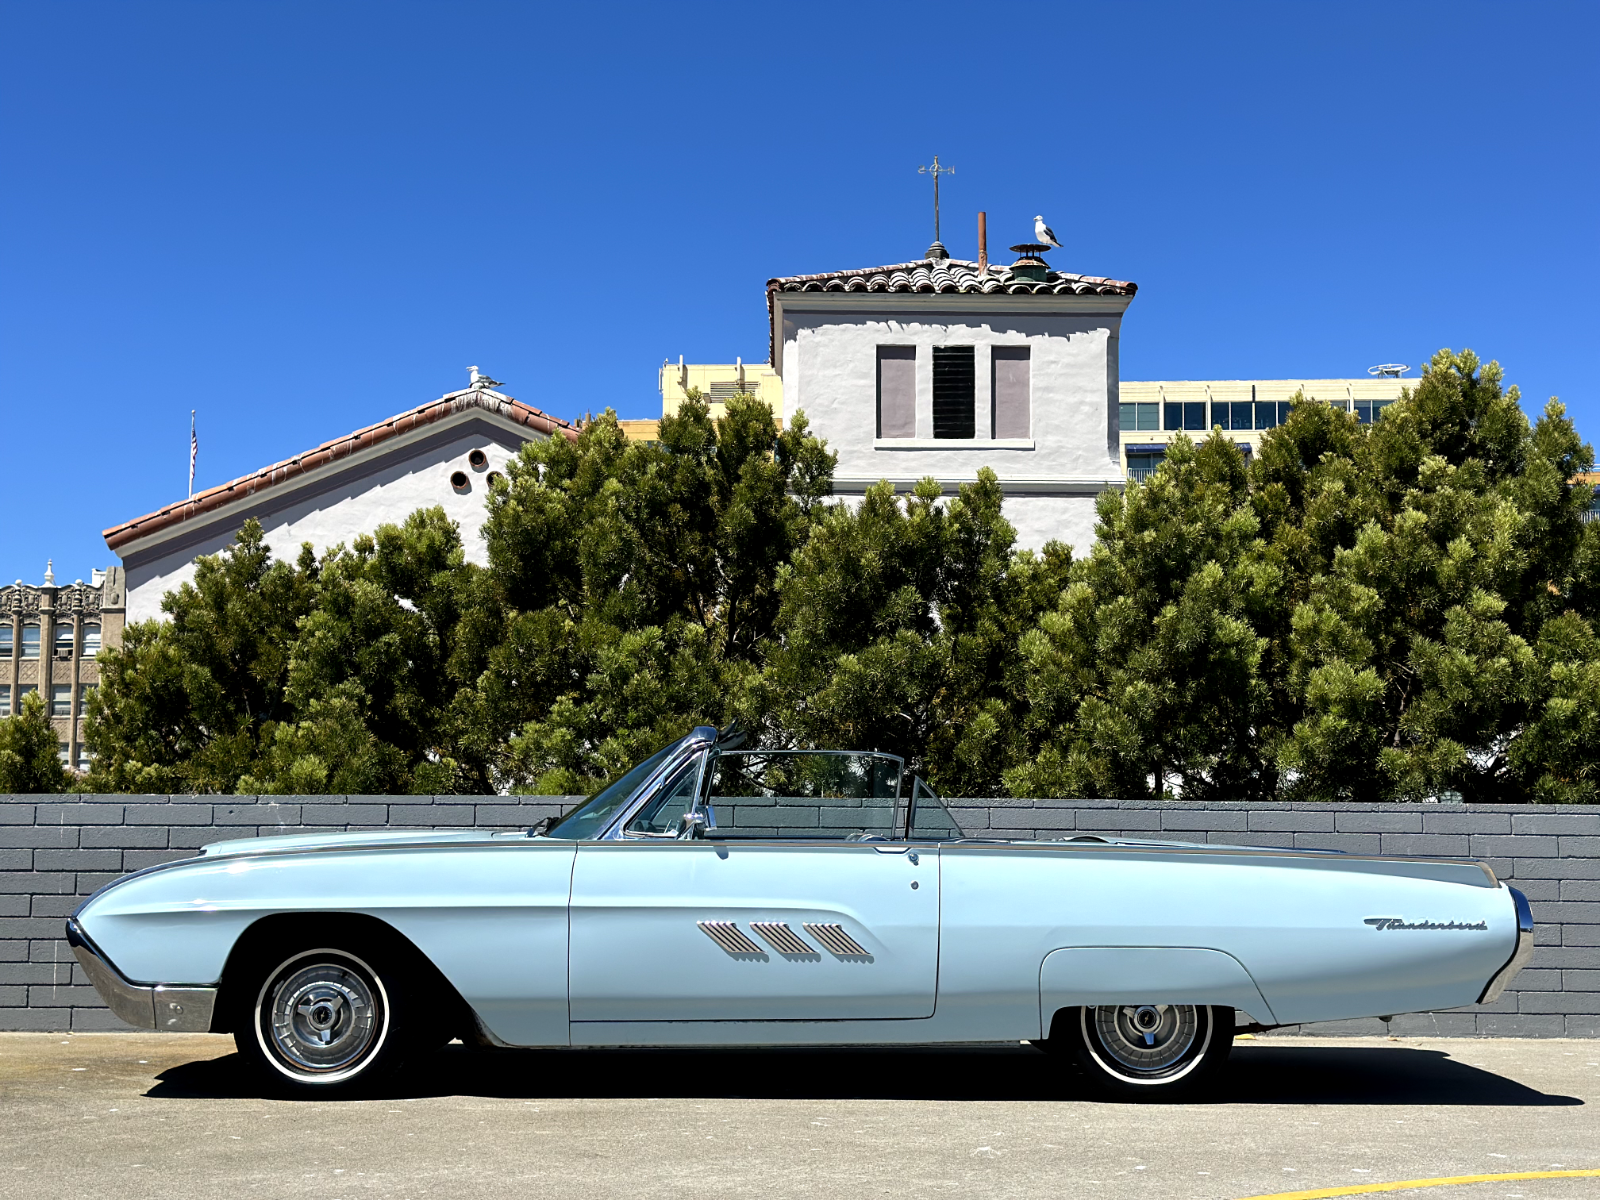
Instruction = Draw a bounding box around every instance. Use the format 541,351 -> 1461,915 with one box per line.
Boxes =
977,212 -> 988,275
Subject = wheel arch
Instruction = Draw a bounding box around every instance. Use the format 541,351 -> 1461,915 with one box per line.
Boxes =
211,911 -> 473,1037
1038,945 -> 1277,1037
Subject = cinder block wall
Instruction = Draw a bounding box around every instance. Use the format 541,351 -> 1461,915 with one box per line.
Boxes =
2,795 -> 1595,1036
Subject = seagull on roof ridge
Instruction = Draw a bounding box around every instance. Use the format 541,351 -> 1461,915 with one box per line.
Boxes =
1034,215 -> 1063,251
468,365 -> 504,390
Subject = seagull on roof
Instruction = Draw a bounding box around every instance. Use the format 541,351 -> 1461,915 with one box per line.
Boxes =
468,365 -> 503,390
1033,215 -> 1063,251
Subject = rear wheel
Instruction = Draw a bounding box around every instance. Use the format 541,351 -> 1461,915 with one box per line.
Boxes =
1056,1004 -> 1231,1099
236,946 -> 408,1096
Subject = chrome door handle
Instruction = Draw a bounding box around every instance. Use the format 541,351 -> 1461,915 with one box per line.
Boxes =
873,845 -> 909,854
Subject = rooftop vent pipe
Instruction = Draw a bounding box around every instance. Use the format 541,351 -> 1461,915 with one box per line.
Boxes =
1009,242 -> 1052,282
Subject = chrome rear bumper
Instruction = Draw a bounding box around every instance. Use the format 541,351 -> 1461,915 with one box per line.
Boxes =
64,918 -> 217,1032
1479,887 -> 1536,1005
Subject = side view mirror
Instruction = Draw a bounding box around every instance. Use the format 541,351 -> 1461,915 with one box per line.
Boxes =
678,810 -> 714,839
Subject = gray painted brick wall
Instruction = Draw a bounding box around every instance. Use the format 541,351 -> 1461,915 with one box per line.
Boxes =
2,795 -> 1595,1037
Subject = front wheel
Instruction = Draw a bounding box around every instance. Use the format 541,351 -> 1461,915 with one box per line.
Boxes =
237,947 -> 407,1096
1055,1004 -> 1231,1099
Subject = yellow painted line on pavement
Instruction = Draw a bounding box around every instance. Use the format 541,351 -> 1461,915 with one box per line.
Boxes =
1236,1168 -> 1600,1200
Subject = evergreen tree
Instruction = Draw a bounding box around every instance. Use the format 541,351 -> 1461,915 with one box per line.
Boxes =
1005,433 -> 1286,801
758,470 -> 1070,795
0,690 -> 71,794
238,507 -> 481,795
1267,350 -> 1600,802
82,520 -> 316,793
468,392 -> 836,793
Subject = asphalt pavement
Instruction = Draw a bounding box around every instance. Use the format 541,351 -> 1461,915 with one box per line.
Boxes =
2,1032 -> 1598,1200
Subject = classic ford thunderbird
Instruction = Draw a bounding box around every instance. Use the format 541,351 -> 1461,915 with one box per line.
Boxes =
68,726 -> 1533,1097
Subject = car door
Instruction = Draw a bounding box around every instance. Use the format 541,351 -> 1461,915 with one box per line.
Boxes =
568,750 -> 938,1023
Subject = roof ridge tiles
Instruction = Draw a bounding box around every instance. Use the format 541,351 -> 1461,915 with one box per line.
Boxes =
103,390 -> 576,552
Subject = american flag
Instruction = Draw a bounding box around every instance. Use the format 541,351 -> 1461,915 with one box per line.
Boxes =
189,411 -> 197,498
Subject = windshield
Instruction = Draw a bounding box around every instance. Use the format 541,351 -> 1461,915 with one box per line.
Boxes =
542,737 -> 690,840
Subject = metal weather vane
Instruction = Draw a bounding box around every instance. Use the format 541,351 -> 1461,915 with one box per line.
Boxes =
918,155 -> 954,245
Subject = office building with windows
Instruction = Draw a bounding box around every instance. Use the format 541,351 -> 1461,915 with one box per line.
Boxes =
0,566 -> 125,770
1118,377 -> 1413,482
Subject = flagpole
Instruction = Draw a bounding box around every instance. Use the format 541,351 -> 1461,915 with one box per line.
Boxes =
188,410 -> 196,499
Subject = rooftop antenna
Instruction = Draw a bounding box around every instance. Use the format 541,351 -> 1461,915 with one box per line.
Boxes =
917,155 -> 954,257
1368,363 -> 1410,378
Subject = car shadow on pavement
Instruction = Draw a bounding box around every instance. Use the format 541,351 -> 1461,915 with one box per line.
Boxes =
146,1041 -> 1581,1106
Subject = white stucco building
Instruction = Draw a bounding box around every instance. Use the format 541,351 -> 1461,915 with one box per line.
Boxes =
105,379 -> 576,624
766,243 -> 1137,553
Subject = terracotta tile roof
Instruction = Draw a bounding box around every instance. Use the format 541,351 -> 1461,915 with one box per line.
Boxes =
767,258 -> 1137,297
104,388 -> 576,553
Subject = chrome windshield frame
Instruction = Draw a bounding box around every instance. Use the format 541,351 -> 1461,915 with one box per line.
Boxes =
590,728 -> 719,841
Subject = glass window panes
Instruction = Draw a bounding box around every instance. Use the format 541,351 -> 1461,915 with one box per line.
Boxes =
81,625 -> 101,659
1254,401 -> 1293,430
51,686 -> 72,717
625,759 -> 701,835
703,751 -> 901,839
53,625 -> 73,658
545,737 -> 688,840
0,685 -> 9,716
57,742 -> 70,765
909,778 -> 963,840
78,685 -> 95,717
1164,402 -> 1207,431
76,747 -> 91,771
0,626 -> 11,657
1218,401 -> 1252,431
1126,450 -> 1166,483
21,626 -> 39,659
1354,399 -> 1393,425
1119,402 -> 1159,432
17,685 -> 36,706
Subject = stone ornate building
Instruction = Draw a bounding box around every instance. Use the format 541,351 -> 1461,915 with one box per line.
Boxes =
0,566 -> 126,769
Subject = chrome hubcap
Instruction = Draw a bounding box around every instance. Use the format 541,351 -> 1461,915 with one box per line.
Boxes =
1092,1004 -> 1201,1074
264,958 -> 382,1075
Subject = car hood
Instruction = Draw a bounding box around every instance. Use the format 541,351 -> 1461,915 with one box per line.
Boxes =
200,828 -> 522,858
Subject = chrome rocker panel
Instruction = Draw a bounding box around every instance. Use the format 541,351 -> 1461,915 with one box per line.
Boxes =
65,917 -> 217,1033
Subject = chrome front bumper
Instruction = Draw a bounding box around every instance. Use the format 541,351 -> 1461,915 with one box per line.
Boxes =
64,918 -> 217,1032
1479,886 -> 1536,1005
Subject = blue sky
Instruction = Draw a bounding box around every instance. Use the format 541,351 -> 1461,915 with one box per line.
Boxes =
3,1 -> 1596,582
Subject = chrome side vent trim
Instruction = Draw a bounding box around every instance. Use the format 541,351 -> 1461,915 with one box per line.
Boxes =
750,921 -> 816,956
698,920 -> 764,956
803,922 -> 870,957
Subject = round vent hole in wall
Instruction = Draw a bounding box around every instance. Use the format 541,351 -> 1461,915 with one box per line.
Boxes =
450,471 -> 470,493
468,449 -> 488,470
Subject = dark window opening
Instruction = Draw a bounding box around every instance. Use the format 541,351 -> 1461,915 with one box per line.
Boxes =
1164,402 -> 1207,431
1126,450 -> 1167,483
932,346 -> 975,439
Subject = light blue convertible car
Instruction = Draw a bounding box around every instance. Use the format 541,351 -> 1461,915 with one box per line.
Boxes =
68,725 -> 1533,1097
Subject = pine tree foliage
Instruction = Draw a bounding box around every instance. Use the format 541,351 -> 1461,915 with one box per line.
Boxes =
72,354 -> 1600,802
1005,433 -> 1285,801
757,471 -> 1070,795
0,690 -> 71,794
1264,350 -> 1600,802
467,392 -> 836,793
